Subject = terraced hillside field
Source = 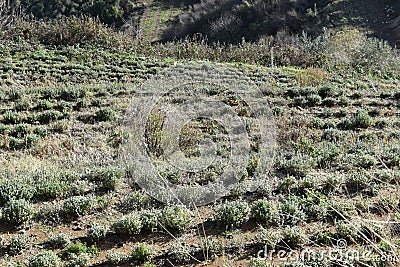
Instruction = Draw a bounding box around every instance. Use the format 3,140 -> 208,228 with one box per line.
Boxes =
0,41 -> 400,267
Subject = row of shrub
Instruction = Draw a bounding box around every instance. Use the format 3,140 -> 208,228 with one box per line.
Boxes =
1,16 -> 399,79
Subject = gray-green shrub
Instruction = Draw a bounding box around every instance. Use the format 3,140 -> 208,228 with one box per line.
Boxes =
28,251 -> 61,267
112,213 -> 143,235
2,199 -> 35,225
215,200 -> 250,229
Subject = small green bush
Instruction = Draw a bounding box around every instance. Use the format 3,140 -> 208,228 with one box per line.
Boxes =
60,87 -> 86,101
3,111 -> 24,124
345,172 -> 372,193
66,253 -> 91,267
120,191 -> 149,211
161,206 -> 192,233
113,213 -> 143,235
36,100 -> 55,110
88,166 -> 124,191
86,224 -> 108,243
251,199 -> 281,226
96,107 -> 115,121
167,243 -> 194,264
106,251 -> 129,264
65,241 -> 98,258
335,221 -> 359,243
132,243 -> 153,264
140,208 -> 161,230
255,228 -> 282,249
28,251 -> 61,267
280,197 -> 307,226
48,233 -> 71,249
34,180 -> 68,200
2,199 -> 35,225
215,200 -> 250,229
62,196 -> 93,218
8,234 -> 30,255
352,109 -> 372,128
10,123 -> 32,138
7,88 -> 23,100
0,181 -> 33,206
318,84 -> 335,98
282,226 -> 308,247
37,110 -> 64,124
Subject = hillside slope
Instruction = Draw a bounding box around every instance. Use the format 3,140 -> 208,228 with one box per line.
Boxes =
0,40 -> 399,266
12,0 -> 400,44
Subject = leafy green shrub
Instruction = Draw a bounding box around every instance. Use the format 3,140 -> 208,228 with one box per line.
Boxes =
356,153 -> 377,169
255,228 -> 282,249
251,199 -> 281,226
352,109 -> 372,129
335,221 -> 359,243
2,199 -> 35,225
41,88 -> 60,99
106,251 -> 129,264
88,166 -> 124,191
37,110 -> 64,124
66,253 -> 91,267
382,146 -> 400,167
48,233 -> 71,249
276,152 -> 317,177
60,87 -> 86,101
7,88 -> 23,100
328,200 -> 358,220
28,251 -> 61,267
86,224 -> 108,243
167,243 -> 194,264
65,242 -> 98,259
10,123 -> 32,138
36,100 -> 55,110
113,213 -> 143,235
310,117 -> 325,129
0,181 -> 33,206
140,208 -> 161,230
132,243 -> 153,264
8,234 -> 30,255
322,129 -> 343,142
0,123 -> 10,134
96,107 -> 115,121
34,180 -> 68,200
215,200 -> 250,229
280,197 -> 307,226
318,84 -> 336,98
200,237 -> 223,260
120,191 -> 149,211
62,196 -> 93,218
305,94 -> 322,106
345,172 -> 373,193
3,111 -> 24,124
161,206 -> 192,233
282,226 -> 308,247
